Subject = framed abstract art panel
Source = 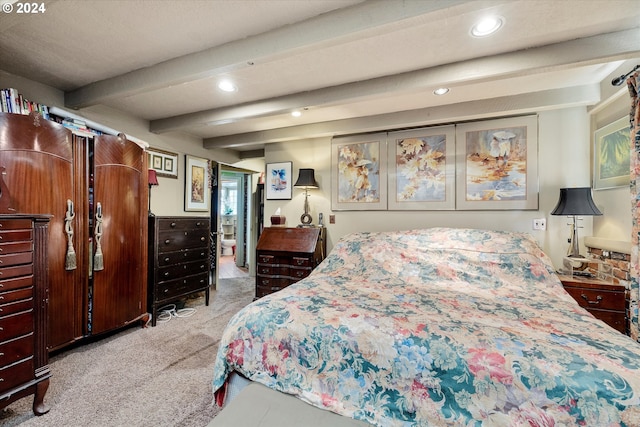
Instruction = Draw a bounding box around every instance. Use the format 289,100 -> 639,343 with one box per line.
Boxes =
593,116 -> 630,190
455,115 -> 538,210
331,133 -> 387,210
265,161 -> 293,200
387,126 -> 455,210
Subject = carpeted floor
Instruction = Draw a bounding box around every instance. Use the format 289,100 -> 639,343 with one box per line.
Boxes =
0,277 -> 254,427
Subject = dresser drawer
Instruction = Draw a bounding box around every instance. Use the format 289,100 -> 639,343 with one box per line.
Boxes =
0,219 -> 34,231
0,229 -> 32,244
157,218 -> 209,231
563,287 -> 625,311
158,229 -> 209,251
0,264 -> 33,281
0,251 -> 33,268
0,295 -> 33,317
0,287 -> 33,305
0,334 -> 33,368
0,310 -> 34,342
155,273 -> 209,302
589,309 -> 626,334
0,241 -> 33,255
158,248 -> 208,266
0,357 -> 34,394
158,260 -> 209,282
0,276 -> 33,294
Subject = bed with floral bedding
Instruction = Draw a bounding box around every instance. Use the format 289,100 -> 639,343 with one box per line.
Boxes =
212,227 -> 640,426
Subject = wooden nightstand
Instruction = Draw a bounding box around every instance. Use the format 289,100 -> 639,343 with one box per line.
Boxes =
559,274 -> 628,334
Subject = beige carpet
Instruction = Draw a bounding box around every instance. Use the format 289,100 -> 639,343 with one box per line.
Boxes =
0,277 -> 254,427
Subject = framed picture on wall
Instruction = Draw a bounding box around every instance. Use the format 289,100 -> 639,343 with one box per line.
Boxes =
331,133 -> 387,210
455,115 -> 539,210
387,126 -> 455,210
147,147 -> 178,179
265,161 -> 293,200
593,116 -> 630,190
184,155 -> 210,212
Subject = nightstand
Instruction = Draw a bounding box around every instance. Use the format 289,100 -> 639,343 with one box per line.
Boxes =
558,274 -> 628,334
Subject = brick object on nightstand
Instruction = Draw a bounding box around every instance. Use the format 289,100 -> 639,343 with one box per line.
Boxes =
559,274 -> 628,335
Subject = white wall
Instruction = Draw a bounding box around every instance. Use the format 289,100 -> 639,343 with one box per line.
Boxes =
265,107 -> 607,270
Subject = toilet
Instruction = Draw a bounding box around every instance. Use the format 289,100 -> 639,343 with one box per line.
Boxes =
221,238 -> 235,256
221,223 -> 235,256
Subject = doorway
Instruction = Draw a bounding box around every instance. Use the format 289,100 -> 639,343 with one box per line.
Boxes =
216,168 -> 251,279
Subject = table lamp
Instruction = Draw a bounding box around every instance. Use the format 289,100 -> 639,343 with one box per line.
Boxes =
294,168 -> 318,226
551,187 -> 602,258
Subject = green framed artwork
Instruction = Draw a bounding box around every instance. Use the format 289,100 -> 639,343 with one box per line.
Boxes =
593,116 -> 630,190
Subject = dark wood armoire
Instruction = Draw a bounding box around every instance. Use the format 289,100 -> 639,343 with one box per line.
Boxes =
0,112 -> 148,351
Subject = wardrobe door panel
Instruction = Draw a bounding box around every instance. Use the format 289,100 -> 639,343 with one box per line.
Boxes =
0,113 -> 86,350
91,135 -> 147,334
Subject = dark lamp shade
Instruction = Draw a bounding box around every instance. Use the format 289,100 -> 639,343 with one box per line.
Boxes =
551,187 -> 602,216
294,168 -> 319,188
148,169 -> 159,186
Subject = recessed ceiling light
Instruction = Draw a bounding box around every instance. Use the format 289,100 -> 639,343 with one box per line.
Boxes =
291,110 -> 302,117
470,15 -> 504,37
218,80 -> 237,92
433,87 -> 450,95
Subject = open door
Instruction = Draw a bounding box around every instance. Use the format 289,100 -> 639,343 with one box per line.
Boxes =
210,161 -> 221,290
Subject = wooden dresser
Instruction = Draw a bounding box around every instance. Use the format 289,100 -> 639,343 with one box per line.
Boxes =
559,274 -> 628,334
148,216 -> 211,326
0,215 -> 50,415
255,227 -> 326,298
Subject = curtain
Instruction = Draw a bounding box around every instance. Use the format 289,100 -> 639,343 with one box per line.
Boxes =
629,71 -> 640,342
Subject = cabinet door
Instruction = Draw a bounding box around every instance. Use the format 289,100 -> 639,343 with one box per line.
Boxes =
91,134 -> 147,334
0,113 -> 86,350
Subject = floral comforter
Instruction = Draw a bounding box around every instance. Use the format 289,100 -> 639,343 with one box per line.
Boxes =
212,228 -> 640,426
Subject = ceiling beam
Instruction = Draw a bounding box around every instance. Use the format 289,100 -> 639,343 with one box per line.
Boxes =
203,85 -> 600,148
64,0 -> 473,109
152,28 -> 640,134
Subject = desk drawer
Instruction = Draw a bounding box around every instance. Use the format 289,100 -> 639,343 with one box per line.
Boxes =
0,334 -> 33,368
290,267 -> 312,280
0,229 -> 32,244
0,357 -> 34,394
0,252 -> 33,268
0,287 -> 32,305
0,310 -> 33,342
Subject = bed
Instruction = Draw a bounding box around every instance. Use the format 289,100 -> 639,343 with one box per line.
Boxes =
212,227 -> 640,426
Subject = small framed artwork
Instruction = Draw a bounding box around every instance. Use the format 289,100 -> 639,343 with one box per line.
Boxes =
455,115 -> 538,210
331,133 -> 387,210
147,147 -> 178,179
387,126 -> 455,210
184,155 -> 210,212
593,116 -> 630,190
265,161 -> 293,200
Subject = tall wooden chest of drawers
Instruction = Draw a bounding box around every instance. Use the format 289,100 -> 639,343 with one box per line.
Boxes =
0,215 -> 50,415
148,216 -> 210,326
255,227 -> 326,298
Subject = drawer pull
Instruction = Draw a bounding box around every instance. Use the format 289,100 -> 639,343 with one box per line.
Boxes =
165,239 -> 171,244
0,353 -> 3,356
163,257 -> 170,262
164,272 -> 170,277
200,237 -> 206,242
170,222 -> 177,228
65,199 -> 78,271
580,294 -> 602,305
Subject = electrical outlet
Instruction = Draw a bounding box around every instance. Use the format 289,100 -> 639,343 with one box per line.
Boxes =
329,215 -> 335,224
532,218 -> 546,230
